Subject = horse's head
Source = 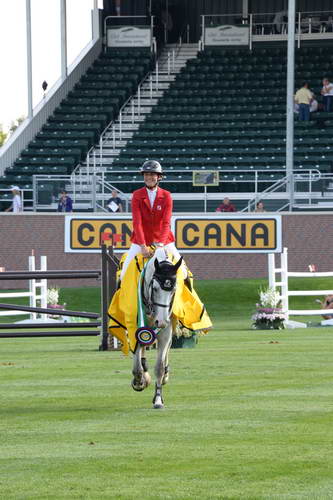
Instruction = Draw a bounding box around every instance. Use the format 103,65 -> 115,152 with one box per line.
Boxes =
144,256 -> 182,329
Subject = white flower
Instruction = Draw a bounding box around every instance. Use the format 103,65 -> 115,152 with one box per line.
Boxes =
47,287 -> 60,305
259,287 -> 281,308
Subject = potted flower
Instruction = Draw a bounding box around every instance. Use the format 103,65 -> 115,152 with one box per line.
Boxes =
252,287 -> 286,330
47,287 -> 65,320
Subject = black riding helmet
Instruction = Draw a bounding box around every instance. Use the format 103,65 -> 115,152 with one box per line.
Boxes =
140,160 -> 163,175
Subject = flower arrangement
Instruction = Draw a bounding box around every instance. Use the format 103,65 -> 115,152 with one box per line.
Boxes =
174,324 -> 195,338
252,287 -> 286,330
47,287 -> 60,306
47,287 -> 65,319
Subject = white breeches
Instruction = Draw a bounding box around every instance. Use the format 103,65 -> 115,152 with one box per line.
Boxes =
120,242 -> 185,280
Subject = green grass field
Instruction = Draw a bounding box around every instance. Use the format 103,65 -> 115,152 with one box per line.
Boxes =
1,279 -> 333,499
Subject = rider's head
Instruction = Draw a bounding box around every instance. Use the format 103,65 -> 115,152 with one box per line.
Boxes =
140,160 -> 163,189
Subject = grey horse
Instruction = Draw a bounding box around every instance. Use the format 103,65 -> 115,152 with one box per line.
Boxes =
131,249 -> 183,409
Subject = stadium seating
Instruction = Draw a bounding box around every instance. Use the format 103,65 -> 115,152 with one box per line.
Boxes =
108,45 -> 333,197
0,48 -> 153,195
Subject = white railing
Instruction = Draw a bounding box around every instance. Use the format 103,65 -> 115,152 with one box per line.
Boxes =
0,254 -> 47,320
32,173 -> 128,212
243,169 -> 326,212
0,38 -> 102,176
0,188 -> 33,211
268,247 -> 333,325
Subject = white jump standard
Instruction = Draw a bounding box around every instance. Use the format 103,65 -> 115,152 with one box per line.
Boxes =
268,247 -> 333,328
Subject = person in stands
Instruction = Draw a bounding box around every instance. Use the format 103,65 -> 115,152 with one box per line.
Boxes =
321,77 -> 333,112
294,82 -> 313,121
120,160 -> 183,280
106,190 -> 123,213
57,190 -> 73,213
255,200 -> 266,212
215,197 -> 237,213
5,185 -> 22,213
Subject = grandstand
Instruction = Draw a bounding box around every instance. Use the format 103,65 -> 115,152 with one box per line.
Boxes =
1,1 -> 333,212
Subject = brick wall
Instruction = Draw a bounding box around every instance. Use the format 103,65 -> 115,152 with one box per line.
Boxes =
0,213 -> 332,287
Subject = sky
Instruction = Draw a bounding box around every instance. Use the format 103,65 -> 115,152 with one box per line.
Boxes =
0,0 -> 103,133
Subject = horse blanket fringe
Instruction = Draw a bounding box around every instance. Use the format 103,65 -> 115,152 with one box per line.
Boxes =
108,252 -> 212,354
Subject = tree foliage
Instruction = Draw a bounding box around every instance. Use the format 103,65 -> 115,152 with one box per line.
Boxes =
0,125 -> 7,147
9,116 -> 26,135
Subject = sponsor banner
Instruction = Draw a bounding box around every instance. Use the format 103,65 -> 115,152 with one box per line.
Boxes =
174,216 -> 281,253
65,216 -> 133,253
205,25 -> 249,46
65,215 -> 281,253
107,26 -> 151,47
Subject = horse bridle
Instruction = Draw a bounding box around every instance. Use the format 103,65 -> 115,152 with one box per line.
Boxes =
143,264 -> 177,314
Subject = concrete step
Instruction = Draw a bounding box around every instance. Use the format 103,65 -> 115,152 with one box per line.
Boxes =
117,115 -> 146,123
135,91 -> 165,99
131,98 -> 159,105
141,82 -> 170,90
121,107 -> 153,116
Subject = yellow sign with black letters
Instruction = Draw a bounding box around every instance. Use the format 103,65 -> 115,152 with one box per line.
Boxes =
65,215 -> 281,253
175,216 -> 281,253
66,217 -> 133,251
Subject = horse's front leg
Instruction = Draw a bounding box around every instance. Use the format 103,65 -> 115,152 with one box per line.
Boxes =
153,324 -> 172,409
132,346 -> 150,391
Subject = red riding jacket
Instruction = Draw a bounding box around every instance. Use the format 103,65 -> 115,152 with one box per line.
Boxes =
130,187 -> 175,246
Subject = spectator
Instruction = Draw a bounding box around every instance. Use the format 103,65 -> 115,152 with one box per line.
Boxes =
294,82 -> 313,121
294,97 -> 318,114
216,197 -> 237,213
5,185 -> 22,213
321,78 -> 333,112
273,10 -> 288,34
57,190 -> 73,213
107,190 -> 123,213
255,201 -> 266,212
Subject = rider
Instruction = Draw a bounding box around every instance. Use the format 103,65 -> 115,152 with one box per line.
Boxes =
120,160 -> 183,280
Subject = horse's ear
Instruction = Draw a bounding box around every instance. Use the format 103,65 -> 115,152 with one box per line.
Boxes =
154,258 -> 160,272
173,257 -> 183,272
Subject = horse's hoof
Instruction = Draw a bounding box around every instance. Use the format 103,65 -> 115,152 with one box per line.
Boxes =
131,380 -> 145,392
153,403 -> 164,409
143,371 -> 152,386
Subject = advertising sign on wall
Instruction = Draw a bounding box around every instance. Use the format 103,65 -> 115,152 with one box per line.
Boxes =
65,215 -> 281,254
107,26 -> 151,47
205,25 -> 249,46
175,216 -> 281,253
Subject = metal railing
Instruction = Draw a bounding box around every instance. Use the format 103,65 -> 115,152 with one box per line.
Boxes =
32,174 -> 129,213
200,10 -> 333,51
0,188 -> 33,211
243,169 -> 328,212
31,169 -> 333,213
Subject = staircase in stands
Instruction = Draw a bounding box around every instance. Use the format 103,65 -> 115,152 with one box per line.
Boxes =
71,44 -> 199,210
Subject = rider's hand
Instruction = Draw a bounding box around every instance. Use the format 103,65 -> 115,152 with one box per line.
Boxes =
140,245 -> 152,258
